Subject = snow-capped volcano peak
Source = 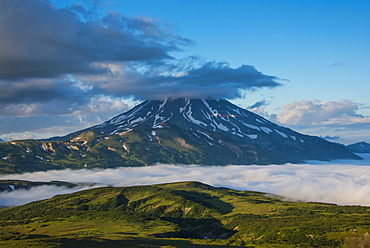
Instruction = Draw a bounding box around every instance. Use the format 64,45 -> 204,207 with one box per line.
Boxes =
94,98 -> 279,139
87,98 -> 360,161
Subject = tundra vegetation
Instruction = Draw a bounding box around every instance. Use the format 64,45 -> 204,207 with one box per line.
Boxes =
0,181 -> 369,247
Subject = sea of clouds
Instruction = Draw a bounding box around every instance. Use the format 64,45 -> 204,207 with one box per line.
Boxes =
1,153 -> 370,207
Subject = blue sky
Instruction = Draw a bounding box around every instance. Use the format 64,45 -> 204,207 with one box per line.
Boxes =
0,0 -> 369,144
107,0 -> 370,103
105,0 -> 370,105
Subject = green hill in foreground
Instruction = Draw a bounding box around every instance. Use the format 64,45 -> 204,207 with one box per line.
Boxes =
0,181 -> 369,247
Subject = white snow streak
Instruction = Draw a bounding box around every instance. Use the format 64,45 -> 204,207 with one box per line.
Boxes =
275,130 -> 288,138
260,127 -> 273,134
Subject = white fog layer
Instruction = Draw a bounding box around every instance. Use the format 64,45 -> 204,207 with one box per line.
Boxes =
1,154 -> 370,207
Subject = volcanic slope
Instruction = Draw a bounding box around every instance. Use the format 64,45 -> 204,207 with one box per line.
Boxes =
85,98 -> 361,160
63,98 -> 360,161
0,98 -> 360,174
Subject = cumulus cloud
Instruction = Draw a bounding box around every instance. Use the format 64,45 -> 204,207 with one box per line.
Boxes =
0,93 -> 134,141
1,154 -> 370,207
321,114 -> 370,125
276,99 -> 369,125
270,99 -> 370,144
0,96 -> 132,140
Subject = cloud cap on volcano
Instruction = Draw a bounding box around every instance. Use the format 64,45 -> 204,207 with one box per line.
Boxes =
95,61 -> 282,100
0,0 -> 282,140
0,0 -> 281,105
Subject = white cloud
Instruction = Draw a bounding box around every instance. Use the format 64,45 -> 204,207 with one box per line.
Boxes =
269,99 -> 370,144
0,185 -> 97,207
0,96 -> 133,140
321,114 -> 370,125
1,154 -> 370,207
276,99 -> 364,125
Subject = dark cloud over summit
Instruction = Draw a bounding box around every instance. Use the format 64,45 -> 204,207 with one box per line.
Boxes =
96,61 -> 282,100
0,0 -> 282,140
0,0 -> 280,103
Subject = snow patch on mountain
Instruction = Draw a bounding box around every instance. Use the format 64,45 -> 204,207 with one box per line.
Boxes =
241,122 -> 260,131
122,144 -> 129,152
184,105 -> 207,126
247,134 -> 258,139
275,130 -> 288,138
197,131 -> 214,140
261,127 -> 273,134
192,132 -> 201,139
41,143 -> 48,151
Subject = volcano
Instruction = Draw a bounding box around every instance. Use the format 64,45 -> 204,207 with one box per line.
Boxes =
59,98 -> 361,162
0,98 -> 361,174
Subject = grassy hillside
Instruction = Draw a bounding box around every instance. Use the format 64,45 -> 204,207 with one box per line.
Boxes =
0,123 -> 291,174
0,181 -> 369,247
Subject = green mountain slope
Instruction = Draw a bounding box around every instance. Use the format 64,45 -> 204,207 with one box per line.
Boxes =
1,181 -> 369,247
0,123 -> 291,174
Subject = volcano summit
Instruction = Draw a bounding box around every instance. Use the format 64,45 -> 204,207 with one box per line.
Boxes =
91,98 -> 360,160
0,98 -> 361,173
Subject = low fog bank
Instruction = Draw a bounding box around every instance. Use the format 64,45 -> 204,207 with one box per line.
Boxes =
0,185 -> 100,207
1,154 -> 370,207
